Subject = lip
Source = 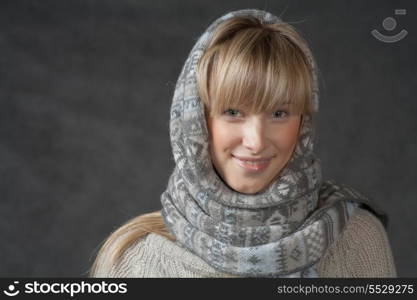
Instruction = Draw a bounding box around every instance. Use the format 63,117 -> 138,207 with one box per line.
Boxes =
232,155 -> 272,172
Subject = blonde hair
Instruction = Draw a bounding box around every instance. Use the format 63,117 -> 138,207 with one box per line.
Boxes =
89,15 -> 316,277
197,16 -> 315,117
89,211 -> 174,276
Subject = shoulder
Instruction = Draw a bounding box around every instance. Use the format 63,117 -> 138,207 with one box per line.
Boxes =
92,228 -> 227,277
94,232 -> 231,278
92,231 -> 180,277
113,233 -> 232,277
90,210 -> 170,277
318,207 -> 397,277
91,232 -> 148,277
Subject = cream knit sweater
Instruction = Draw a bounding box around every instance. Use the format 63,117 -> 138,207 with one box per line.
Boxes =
93,208 -> 397,278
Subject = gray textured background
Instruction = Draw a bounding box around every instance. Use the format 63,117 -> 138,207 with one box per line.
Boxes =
0,0 -> 415,277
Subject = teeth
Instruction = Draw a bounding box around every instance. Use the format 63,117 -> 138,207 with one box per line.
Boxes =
242,160 -> 267,165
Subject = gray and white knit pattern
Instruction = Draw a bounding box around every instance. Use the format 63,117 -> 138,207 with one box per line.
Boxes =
160,9 -> 386,277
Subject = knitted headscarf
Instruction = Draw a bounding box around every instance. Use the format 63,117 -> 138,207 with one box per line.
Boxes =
160,9 -> 387,277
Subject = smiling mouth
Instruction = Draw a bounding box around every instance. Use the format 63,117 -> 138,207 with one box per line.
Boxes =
232,155 -> 272,172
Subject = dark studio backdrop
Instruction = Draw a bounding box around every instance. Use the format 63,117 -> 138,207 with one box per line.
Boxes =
0,0 -> 416,277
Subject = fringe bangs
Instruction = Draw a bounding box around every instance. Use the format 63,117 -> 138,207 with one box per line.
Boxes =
197,17 -> 314,117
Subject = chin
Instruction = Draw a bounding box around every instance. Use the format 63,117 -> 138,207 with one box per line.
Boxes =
230,181 -> 265,195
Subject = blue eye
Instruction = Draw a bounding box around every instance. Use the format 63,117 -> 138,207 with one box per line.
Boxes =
223,109 -> 241,117
272,110 -> 288,119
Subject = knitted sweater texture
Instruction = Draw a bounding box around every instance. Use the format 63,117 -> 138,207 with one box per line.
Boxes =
93,208 -> 396,278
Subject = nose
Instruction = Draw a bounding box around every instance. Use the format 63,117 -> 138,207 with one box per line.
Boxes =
242,116 -> 266,154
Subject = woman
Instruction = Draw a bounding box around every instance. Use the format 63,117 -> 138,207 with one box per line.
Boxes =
90,9 -> 396,277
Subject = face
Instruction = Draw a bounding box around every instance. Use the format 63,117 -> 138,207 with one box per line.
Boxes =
206,106 -> 302,194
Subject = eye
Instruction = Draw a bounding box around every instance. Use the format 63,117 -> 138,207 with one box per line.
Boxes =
223,109 -> 242,117
272,110 -> 288,119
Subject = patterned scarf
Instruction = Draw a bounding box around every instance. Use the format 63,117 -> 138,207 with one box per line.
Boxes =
160,9 -> 387,277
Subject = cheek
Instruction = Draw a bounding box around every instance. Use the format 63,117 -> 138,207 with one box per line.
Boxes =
285,125 -> 300,149
210,122 -> 239,154
272,119 -> 300,153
